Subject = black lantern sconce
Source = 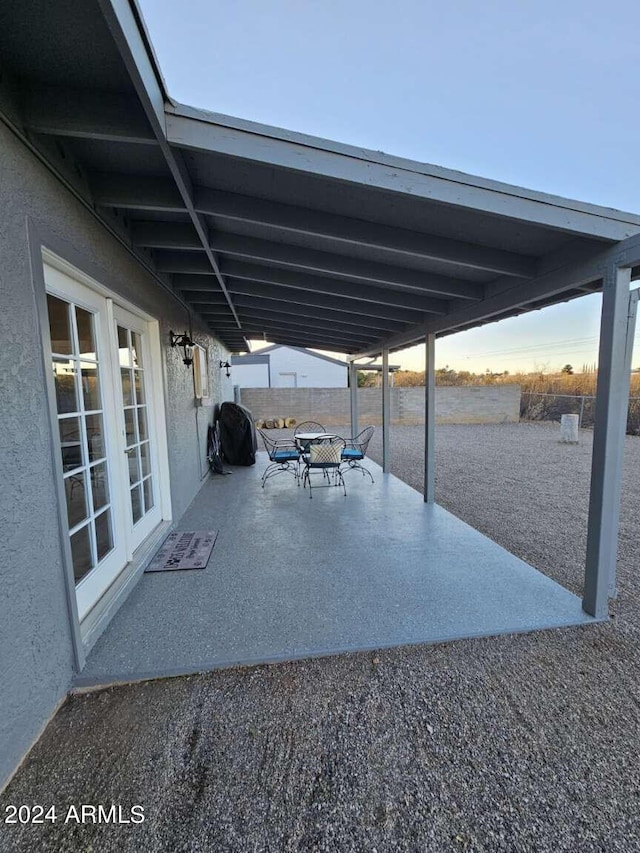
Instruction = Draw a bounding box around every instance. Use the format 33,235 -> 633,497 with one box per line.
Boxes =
170,330 -> 194,366
219,360 -> 231,378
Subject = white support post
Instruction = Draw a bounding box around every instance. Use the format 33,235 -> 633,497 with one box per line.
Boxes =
424,332 -> 436,503
583,267 -> 637,617
382,348 -> 390,473
349,360 -> 359,438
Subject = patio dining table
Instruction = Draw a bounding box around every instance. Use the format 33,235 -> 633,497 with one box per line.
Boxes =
294,432 -> 338,445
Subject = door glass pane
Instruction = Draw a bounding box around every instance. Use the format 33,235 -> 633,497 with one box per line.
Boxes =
53,359 -> 78,413
140,441 -> 151,477
95,510 -> 114,562
134,370 -> 145,404
85,414 -> 105,461
121,369 -> 133,406
137,407 -> 148,442
76,308 -> 96,359
81,362 -> 101,410
47,295 -> 73,355
65,472 -> 88,528
70,525 -> 93,583
90,463 -> 109,511
130,485 -> 143,523
127,447 -> 140,485
118,326 -> 129,363
59,417 -> 83,470
131,332 -> 143,368
143,476 -> 154,512
124,408 -> 136,445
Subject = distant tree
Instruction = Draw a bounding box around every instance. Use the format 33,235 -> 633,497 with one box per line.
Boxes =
357,370 -> 377,387
561,364 -> 574,375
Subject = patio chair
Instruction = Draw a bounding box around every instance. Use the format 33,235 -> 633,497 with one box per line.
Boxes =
340,425 -> 375,483
258,429 -> 301,488
301,436 -> 346,498
294,421 -> 327,455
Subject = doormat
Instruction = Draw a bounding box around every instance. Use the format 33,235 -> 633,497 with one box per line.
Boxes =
145,530 -> 218,572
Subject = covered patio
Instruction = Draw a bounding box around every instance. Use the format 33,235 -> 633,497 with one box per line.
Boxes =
77,456 -> 593,688
2,0 -> 639,684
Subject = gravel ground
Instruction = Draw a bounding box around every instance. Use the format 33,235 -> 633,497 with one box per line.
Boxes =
2,423 -> 640,853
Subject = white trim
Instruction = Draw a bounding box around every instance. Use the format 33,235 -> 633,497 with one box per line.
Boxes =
42,248 -> 156,321
147,318 -> 172,522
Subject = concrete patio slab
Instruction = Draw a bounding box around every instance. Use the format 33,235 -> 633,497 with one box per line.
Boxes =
76,455 -> 596,687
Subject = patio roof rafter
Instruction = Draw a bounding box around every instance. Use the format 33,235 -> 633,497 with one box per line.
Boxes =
179,289 -> 424,325
228,305 -> 408,335
145,235 -> 483,301
20,84 -> 157,145
199,307 -> 404,337
222,275 -> 448,315
349,245 -> 620,359
192,186 -> 538,278
204,317 -> 384,344
216,261 -> 450,311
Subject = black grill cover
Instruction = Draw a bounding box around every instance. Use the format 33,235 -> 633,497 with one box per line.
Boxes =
217,402 -> 257,466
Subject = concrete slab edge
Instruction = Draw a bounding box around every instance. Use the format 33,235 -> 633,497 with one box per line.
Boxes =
71,614 -> 603,694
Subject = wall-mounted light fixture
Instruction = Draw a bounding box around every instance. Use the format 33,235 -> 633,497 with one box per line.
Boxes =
219,360 -> 231,378
170,330 -> 194,366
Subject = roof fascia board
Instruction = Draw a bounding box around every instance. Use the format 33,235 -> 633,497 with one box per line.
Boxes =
350,246 -> 617,359
97,0 -> 167,132
97,0 -> 244,333
166,106 -> 640,242
262,344 -> 348,366
231,354 -> 270,364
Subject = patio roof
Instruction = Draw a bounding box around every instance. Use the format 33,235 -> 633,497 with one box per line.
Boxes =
2,0 -> 640,356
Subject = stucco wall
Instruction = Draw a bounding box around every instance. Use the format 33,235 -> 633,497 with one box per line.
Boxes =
240,384 -> 521,426
0,122 -> 230,789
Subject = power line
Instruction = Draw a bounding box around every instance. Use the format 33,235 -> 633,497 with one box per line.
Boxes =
459,336 -> 599,360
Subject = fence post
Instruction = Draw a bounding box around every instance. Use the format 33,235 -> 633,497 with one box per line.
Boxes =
579,395 -> 585,428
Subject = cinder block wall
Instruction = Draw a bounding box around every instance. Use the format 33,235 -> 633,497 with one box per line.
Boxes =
239,385 -> 521,426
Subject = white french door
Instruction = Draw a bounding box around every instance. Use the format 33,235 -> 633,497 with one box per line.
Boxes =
113,305 -> 162,550
44,260 -> 167,621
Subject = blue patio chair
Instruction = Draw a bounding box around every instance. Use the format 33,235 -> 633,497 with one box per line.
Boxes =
340,425 -> 375,483
301,436 -> 346,498
258,429 -> 301,488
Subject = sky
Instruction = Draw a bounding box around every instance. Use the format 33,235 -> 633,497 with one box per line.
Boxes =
139,0 -> 640,373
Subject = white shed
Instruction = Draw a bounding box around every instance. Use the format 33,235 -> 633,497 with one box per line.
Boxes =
231,345 -> 347,388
